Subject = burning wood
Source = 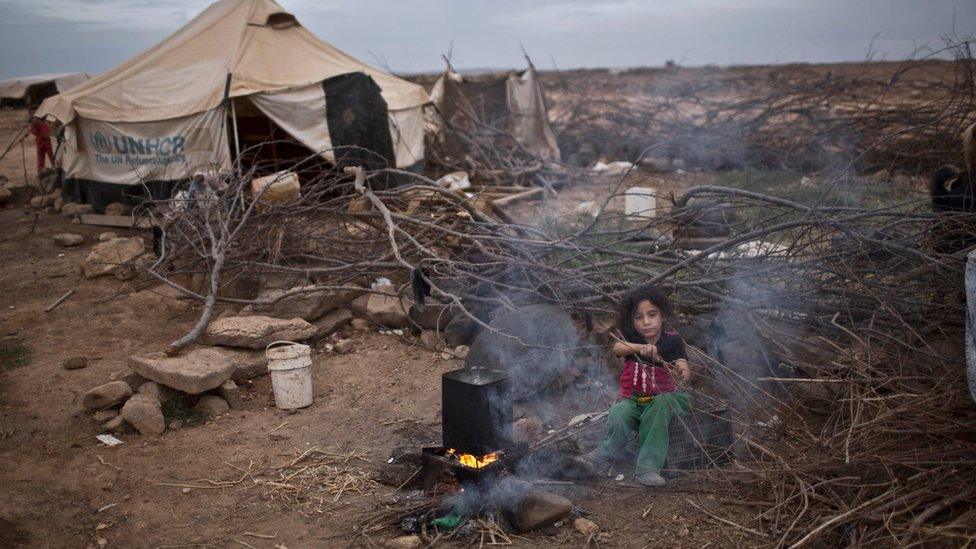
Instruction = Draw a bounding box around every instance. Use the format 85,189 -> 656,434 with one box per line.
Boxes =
446,449 -> 500,470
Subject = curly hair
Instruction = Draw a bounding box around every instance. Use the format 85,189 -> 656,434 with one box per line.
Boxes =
617,284 -> 672,344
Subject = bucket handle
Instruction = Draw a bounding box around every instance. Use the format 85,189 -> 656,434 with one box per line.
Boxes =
266,340 -> 302,358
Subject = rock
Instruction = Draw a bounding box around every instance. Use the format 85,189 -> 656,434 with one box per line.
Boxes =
194,395 -> 230,417
365,285 -> 412,328
513,417 -> 544,443
104,202 -> 131,216
251,286 -> 356,321
677,526 -> 690,538
82,237 -> 146,278
333,339 -> 354,354
102,416 -> 126,433
83,381 -> 133,411
419,330 -> 445,351
497,478 -> 572,533
202,315 -> 318,349
169,420 -> 183,430
574,518 -> 599,536
30,195 -> 45,208
61,202 -> 93,217
120,372 -> 149,392
128,348 -> 236,394
351,318 -> 369,331
442,314 -> 480,347
349,294 -> 370,317
453,345 -> 469,360
93,409 -> 118,423
408,302 -> 453,330
385,535 -> 422,549
137,381 -> 178,403
313,308 -> 352,339
229,353 -> 268,381
0,187 -> 10,204
61,356 -> 89,370
217,380 -> 243,410
98,231 -> 118,242
53,197 -> 63,211
120,393 -> 165,436
53,233 -> 84,247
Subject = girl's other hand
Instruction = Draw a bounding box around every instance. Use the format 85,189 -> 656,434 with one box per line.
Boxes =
639,344 -> 659,359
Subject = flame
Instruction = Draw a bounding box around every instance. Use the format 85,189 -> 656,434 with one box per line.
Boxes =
446,449 -> 500,469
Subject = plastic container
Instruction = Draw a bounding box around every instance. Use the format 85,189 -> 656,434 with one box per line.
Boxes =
624,186 -> 657,218
266,341 -> 313,409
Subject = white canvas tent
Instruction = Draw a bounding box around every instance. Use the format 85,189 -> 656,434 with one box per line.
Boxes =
429,63 -> 560,161
0,72 -> 91,107
37,0 -> 429,210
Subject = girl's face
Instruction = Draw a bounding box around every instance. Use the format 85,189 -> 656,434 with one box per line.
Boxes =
632,300 -> 664,342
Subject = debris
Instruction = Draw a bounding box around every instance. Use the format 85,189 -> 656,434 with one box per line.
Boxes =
120,393 -> 166,436
217,380 -> 243,410
104,202 -> 132,216
333,339 -> 354,354
82,237 -> 145,278
61,355 -> 88,370
83,381 -> 133,411
202,315 -> 318,349
624,186 -> 657,218
591,160 -> 633,175
513,417 -> 544,442
128,348 -> 236,394
614,474 -> 624,481
453,345 -> 469,360
351,318 -> 369,331
313,308 -> 352,339
96,434 -> 123,447
93,409 -> 118,423
52,233 -> 84,247
574,517 -> 599,536
575,201 -> 600,216
194,395 -> 230,417
45,290 -> 75,312
384,534 -> 422,549
435,171 -> 471,191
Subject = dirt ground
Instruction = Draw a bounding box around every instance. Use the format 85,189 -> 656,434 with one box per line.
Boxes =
0,96 -> 766,548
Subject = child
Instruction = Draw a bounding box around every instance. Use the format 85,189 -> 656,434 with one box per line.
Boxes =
28,107 -> 56,173
586,284 -> 692,487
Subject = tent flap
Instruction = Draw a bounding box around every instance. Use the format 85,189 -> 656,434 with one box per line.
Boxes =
249,84 -> 335,162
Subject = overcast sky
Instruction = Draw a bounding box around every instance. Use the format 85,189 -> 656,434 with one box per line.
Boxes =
0,0 -> 972,79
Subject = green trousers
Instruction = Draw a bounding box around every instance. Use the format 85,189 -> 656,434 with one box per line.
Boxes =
598,392 -> 691,474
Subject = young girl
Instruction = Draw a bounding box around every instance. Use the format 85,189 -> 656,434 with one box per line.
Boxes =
586,284 -> 692,487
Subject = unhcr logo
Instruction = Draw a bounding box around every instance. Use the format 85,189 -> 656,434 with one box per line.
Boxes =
88,131 -> 187,157
91,131 -> 111,154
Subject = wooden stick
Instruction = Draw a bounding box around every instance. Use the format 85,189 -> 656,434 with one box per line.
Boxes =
45,290 -> 74,312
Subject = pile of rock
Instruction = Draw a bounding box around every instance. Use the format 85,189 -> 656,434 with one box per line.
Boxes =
83,348 -> 263,436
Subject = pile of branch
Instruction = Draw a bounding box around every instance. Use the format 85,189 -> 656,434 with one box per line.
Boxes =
144,139 -> 974,545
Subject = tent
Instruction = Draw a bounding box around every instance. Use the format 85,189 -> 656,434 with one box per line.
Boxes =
37,0 -> 429,211
0,72 -> 91,108
429,63 -> 560,161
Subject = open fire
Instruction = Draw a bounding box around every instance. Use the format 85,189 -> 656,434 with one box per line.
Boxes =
446,449 -> 501,469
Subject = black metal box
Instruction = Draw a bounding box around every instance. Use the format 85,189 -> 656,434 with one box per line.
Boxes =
441,368 -> 512,455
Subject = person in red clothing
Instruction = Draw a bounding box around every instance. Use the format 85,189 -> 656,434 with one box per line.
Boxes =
585,284 -> 693,487
28,106 -> 56,172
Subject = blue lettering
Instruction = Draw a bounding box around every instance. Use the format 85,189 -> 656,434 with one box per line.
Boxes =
145,138 -> 160,156
113,136 -> 128,154
159,138 -> 172,156
127,137 -> 145,155
172,136 -> 186,156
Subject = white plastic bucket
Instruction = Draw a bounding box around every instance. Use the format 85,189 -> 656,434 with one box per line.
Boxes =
266,341 -> 313,409
625,186 -> 657,218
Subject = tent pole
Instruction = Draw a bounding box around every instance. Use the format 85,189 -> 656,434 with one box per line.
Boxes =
230,98 -> 241,173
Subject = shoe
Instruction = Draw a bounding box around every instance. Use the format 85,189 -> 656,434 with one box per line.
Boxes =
636,470 -> 666,487
583,447 -> 611,468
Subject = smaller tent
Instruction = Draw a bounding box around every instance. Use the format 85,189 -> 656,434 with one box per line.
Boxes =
0,73 -> 91,108
429,63 -> 560,161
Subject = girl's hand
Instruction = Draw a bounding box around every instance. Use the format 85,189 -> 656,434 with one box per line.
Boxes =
638,344 -> 659,359
665,360 -> 692,383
